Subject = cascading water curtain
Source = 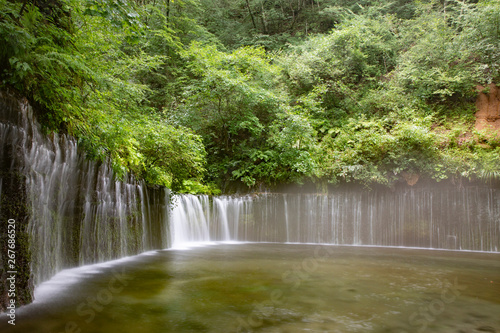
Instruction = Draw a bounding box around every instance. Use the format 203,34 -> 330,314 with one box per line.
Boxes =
169,191 -> 499,252
2,90 -> 499,294
0,92 -> 171,287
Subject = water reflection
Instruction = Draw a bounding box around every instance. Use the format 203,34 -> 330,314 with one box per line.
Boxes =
2,244 -> 499,333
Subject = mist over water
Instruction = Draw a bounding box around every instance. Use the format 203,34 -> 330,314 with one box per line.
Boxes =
2,244 -> 499,333
1,91 -> 500,332
170,190 -> 500,252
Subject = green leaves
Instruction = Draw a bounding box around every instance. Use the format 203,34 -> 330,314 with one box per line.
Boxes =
0,0 -> 208,193
173,43 -> 321,187
136,117 -> 206,190
83,0 -> 143,39
319,117 -> 446,186
394,11 -> 474,100
2,0 -> 500,192
392,1 -> 500,101
279,13 -> 398,116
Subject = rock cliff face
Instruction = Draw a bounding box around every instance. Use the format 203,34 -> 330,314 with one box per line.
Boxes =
476,83 -> 500,132
0,91 -> 170,311
0,92 -> 33,311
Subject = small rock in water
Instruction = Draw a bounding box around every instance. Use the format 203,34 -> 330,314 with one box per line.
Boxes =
469,312 -> 490,319
476,326 -> 496,332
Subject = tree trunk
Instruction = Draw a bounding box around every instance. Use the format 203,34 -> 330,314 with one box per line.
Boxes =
166,0 -> 170,27
245,0 -> 257,30
19,0 -> 29,16
261,1 -> 268,34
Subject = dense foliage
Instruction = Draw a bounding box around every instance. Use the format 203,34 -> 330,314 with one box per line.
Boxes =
1,0 -> 499,192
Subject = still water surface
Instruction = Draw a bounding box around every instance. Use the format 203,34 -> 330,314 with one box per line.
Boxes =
2,243 -> 500,332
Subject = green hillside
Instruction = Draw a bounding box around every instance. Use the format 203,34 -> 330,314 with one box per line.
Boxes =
1,0 -> 499,192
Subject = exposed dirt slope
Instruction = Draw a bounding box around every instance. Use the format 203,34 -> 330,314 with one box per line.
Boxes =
476,83 -> 500,132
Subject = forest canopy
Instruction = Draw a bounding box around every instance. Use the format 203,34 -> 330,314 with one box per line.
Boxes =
1,0 -> 499,192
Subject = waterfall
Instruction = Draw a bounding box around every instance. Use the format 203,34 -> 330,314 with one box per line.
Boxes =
213,197 -> 232,241
170,195 -> 210,248
167,191 -> 500,252
0,92 -> 170,288
1,91 -> 500,311
169,195 -> 254,246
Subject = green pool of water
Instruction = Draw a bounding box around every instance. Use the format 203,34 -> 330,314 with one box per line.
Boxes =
2,243 -> 500,332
